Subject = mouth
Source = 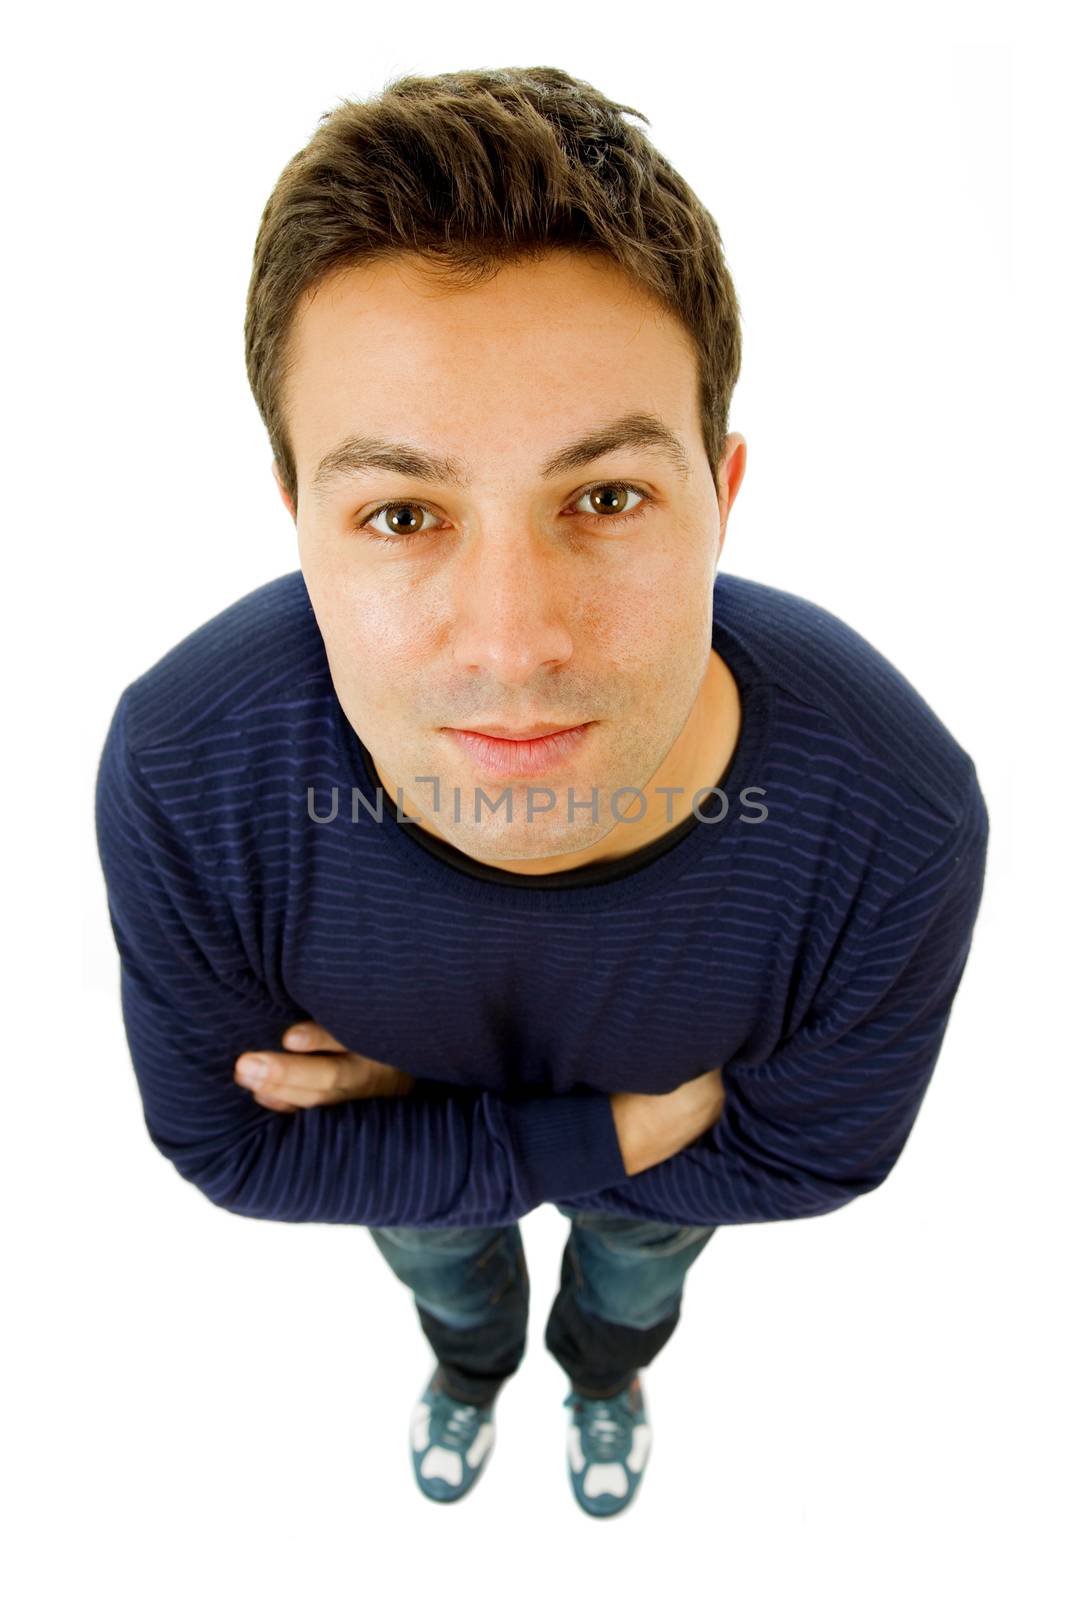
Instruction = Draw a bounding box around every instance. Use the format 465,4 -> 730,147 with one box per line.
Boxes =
441,722 -> 596,779
452,721 -> 585,739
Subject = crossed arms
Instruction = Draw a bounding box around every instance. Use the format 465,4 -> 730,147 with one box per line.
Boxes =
96,690 -> 989,1230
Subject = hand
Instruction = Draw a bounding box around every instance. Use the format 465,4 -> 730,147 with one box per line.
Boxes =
611,1067 -> 725,1177
234,1020 -> 416,1113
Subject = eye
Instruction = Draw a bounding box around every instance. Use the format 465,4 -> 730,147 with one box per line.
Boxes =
355,480 -> 653,545
568,481 -> 650,526
358,502 -> 446,542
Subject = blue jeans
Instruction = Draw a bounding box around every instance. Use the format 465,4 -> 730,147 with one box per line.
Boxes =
368,1205 -> 717,1406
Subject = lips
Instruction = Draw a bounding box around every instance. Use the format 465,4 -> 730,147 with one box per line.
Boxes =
442,722 -> 594,778
450,722 -> 584,740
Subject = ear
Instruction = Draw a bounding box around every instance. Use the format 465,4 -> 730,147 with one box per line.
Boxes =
272,459 -> 297,522
715,433 -> 747,553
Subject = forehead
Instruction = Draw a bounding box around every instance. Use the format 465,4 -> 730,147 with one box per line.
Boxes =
282,251 -> 699,462
289,248 -> 676,352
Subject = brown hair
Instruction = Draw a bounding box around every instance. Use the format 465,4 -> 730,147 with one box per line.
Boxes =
244,65 -> 742,513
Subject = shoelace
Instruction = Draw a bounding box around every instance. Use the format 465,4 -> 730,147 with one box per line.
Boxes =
432,1392 -> 485,1452
564,1390 -> 635,1462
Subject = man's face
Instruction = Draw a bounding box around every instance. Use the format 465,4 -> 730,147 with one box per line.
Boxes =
278,248 -> 743,865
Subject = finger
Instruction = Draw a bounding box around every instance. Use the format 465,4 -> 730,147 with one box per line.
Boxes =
253,1090 -> 297,1113
236,1050 -> 368,1104
281,1020 -> 348,1053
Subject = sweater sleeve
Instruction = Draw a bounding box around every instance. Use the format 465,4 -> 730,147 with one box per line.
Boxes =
94,691 -> 627,1227
561,774 -> 990,1228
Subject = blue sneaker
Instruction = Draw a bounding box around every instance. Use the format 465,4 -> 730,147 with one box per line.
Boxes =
409,1366 -> 498,1503
563,1373 -> 652,1517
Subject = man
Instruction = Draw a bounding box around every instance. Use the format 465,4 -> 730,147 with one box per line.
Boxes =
94,66 -> 989,1519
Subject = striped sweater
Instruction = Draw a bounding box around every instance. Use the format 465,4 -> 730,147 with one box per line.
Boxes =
94,568 -> 989,1228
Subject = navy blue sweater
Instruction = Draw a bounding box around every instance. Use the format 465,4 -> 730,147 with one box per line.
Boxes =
94,569 -> 989,1229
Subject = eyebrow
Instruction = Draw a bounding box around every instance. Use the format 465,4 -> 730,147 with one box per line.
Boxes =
309,410 -> 692,503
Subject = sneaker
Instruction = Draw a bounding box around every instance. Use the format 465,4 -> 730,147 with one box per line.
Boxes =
409,1365 -> 498,1503
563,1373 -> 651,1517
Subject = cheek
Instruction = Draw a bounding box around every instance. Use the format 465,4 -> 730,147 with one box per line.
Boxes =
301,538 -> 432,661
323,600 -> 434,687
584,560 -> 703,674
362,590 -> 448,666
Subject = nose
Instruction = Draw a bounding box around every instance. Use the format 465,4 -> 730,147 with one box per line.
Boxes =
449,529 -> 575,684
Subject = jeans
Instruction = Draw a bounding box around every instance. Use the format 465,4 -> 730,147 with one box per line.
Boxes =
368,1204 -> 718,1406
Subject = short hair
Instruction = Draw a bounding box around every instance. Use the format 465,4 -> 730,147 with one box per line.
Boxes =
244,65 -> 743,512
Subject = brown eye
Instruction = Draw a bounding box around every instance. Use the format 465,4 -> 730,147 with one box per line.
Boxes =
357,480 -> 652,547
590,485 -> 633,514
359,502 -> 445,541
572,482 -> 649,524
382,505 -> 425,534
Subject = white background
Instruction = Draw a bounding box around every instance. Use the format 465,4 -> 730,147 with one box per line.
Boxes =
5,1 -> 1063,1595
